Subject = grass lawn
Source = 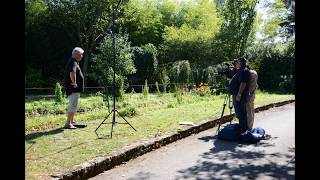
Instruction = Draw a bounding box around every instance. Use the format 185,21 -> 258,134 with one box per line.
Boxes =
25,91 -> 294,179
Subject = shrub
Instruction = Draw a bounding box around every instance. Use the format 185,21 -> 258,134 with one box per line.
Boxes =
115,75 -> 125,100
143,79 -> 149,98
167,103 -> 175,108
155,81 -> 160,94
54,82 -> 64,104
119,106 -> 138,117
279,75 -> 295,93
174,86 -> 183,104
195,83 -> 211,96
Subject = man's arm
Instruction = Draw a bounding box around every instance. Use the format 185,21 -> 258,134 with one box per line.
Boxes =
236,82 -> 246,101
69,62 -> 78,88
236,69 -> 249,101
70,65 -> 77,88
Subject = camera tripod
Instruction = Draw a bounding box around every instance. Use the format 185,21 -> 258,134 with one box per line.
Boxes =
216,92 -> 234,134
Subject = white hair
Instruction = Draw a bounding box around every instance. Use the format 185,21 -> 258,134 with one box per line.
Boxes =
72,47 -> 84,57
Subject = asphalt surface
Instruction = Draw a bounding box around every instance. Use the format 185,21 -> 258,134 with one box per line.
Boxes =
89,103 -> 295,180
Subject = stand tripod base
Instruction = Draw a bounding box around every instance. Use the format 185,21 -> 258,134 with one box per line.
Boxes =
95,109 -> 137,138
216,93 -> 233,134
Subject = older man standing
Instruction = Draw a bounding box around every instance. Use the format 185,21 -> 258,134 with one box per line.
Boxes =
64,47 -> 84,129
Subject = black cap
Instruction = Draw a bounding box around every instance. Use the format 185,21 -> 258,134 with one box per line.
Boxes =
232,59 -> 238,65
237,57 -> 247,64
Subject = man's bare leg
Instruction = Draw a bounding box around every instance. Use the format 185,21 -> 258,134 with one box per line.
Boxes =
66,112 -> 76,128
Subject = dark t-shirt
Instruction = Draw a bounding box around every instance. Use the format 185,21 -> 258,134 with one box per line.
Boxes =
64,58 -> 84,96
228,67 -> 250,96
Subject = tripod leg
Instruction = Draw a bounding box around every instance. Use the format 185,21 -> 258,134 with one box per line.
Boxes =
216,104 -> 226,133
216,94 -> 228,134
110,111 -> 116,138
116,110 -> 137,131
229,94 -> 233,124
95,110 -> 113,133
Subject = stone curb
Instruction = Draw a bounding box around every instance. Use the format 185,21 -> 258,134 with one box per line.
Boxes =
51,99 -> 295,180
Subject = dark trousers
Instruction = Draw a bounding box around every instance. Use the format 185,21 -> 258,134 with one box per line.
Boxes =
232,94 -> 249,133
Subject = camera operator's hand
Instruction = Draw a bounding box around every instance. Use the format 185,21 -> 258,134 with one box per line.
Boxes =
236,94 -> 241,101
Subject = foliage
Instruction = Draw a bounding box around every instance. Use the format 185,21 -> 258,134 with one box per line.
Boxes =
115,75 -> 126,99
119,106 -> 138,117
25,95 -> 104,116
54,82 -> 64,104
245,38 -> 295,93
195,83 -> 211,96
169,60 -> 191,84
157,0 -> 187,28
212,0 -> 257,62
90,34 -> 136,98
122,0 -> 163,47
129,43 -> 158,85
155,64 -> 170,93
143,79 -> 149,98
160,0 -> 221,65
25,0 -> 113,87
255,0 -> 293,43
192,65 -> 225,87
25,68 -> 48,88
26,0 -> 293,93
174,86 -> 183,104
159,0 -> 222,66
179,60 -> 191,84
155,81 -> 161,94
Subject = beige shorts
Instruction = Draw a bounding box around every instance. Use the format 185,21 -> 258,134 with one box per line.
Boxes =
67,93 -> 80,113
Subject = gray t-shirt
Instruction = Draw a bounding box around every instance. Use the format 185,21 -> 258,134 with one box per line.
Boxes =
248,69 -> 258,94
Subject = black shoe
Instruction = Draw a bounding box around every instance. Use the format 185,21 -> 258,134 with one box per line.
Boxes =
73,124 -> 87,128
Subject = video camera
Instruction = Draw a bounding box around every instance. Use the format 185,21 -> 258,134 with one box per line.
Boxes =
217,62 -> 236,79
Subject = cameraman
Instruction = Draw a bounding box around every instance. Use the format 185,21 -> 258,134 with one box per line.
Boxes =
228,57 -> 250,133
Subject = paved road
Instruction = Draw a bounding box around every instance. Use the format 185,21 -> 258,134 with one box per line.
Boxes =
90,103 -> 295,180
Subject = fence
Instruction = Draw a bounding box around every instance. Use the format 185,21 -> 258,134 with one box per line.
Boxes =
25,83 -> 228,98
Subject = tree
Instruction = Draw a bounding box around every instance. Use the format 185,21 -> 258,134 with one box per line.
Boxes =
129,43 -> 158,85
48,0 -> 116,86
159,0 -> 222,66
90,34 -> 136,97
244,38 -> 294,93
212,0 -> 257,62
179,60 -> 191,85
168,60 -> 191,85
254,0 -> 293,43
121,0 -> 163,47
25,0 -> 51,87
157,0 -> 187,28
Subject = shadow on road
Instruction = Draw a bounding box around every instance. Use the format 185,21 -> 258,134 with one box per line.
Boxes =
127,172 -> 160,180
175,135 -> 294,180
